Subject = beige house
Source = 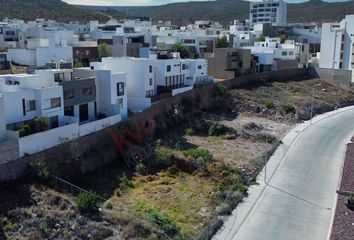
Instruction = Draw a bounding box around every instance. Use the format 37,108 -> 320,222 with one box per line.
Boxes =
207,48 -> 252,79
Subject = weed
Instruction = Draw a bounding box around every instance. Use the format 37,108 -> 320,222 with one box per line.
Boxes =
263,98 -> 274,108
232,182 -> 248,196
148,208 -> 179,235
185,128 -> 194,136
105,202 -> 113,210
119,173 -> 134,190
154,146 -> 174,165
135,162 -> 149,175
208,124 -> 226,136
183,148 -> 213,163
282,103 -> 296,114
27,157 -> 50,181
75,191 -> 99,213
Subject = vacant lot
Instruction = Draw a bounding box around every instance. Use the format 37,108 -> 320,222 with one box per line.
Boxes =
1,78 -> 354,239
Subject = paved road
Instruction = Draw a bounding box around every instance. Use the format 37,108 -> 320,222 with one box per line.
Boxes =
214,107 -> 354,240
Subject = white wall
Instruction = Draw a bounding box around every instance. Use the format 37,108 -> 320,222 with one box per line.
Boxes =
79,114 -> 122,137
172,86 -> 193,96
128,97 -> 151,113
18,122 -> 79,157
7,49 -> 36,66
36,47 -> 73,67
0,95 -> 6,141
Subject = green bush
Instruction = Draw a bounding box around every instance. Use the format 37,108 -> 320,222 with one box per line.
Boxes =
232,182 -> 248,196
154,146 -> 174,165
208,124 -> 226,136
282,104 -> 296,114
263,98 -> 274,109
135,162 -> 149,175
185,128 -> 194,136
34,117 -> 48,132
105,202 -> 113,210
19,124 -> 31,137
75,191 -> 99,213
148,208 -> 179,234
216,182 -> 226,192
28,158 -> 50,181
183,148 -> 213,163
119,173 -> 134,189
74,62 -> 84,68
216,84 -> 229,96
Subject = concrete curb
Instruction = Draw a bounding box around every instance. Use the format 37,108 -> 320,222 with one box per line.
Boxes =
213,105 -> 354,240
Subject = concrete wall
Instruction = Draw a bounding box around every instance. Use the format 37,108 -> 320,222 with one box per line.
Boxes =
0,68 -> 314,182
309,66 -> 352,88
128,97 -> 151,113
79,114 -> 122,137
0,139 -> 19,164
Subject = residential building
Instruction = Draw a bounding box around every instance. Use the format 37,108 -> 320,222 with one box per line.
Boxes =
249,0 -> 287,26
90,57 -> 154,113
72,40 -> 98,67
319,15 -> 354,74
112,34 -> 148,58
207,48 -> 252,79
0,73 -> 64,131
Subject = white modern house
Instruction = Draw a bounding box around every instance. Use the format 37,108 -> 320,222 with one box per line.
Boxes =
74,66 -> 128,120
320,15 -> 354,72
249,0 -> 287,26
245,37 -> 308,71
90,57 -> 155,113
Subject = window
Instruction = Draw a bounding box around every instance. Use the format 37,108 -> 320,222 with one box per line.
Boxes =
64,90 -> 74,99
149,65 -> 153,73
198,65 -> 202,69
145,90 -> 154,98
26,100 -> 36,112
289,52 -> 294,56
82,87 -> 92,96
167,65 -> 171,72
85,50 -> 90,56
54,73 -> 64,82
79,103 -> 89,122
118,98 -> 124,110
182,64 -> 188,70
50,97 -> 61,109
149,78 -> 153,86
117,82 -> 124,96
64,106 -> 74,116
282,52 -> 287,56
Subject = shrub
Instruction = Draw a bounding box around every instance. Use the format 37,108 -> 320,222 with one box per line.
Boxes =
34,117 -> 48,132
28,158 -> 50,181
135,162 -> 149,175
216,84 -> 229,96
154,146 -> 174,165
232,182 -> 248,196
216,182 -> 226,192
263,98 -> 274,109
185,128 -> 194,136
282,104 -> 296,114
148,208 -> 179,235
183,148 -> 213,163
74,62 -> 84,68
75,191 -> 99,213
19,124 -> 31,137
105,202 -> 113,210
119,173 -> 134,191
208,124 -> 226,136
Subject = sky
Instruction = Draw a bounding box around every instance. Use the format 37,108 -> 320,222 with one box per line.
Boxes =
63,0 -> 350,7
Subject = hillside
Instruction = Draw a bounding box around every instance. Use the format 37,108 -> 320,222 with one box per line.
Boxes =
0,0 -> 109,23
78,0 -> 354,25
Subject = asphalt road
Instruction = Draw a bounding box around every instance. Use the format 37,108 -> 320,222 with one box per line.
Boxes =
214,107 -> 354,240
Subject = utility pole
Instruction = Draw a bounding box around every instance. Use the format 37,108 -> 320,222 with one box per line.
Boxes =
310,88 -> 314,125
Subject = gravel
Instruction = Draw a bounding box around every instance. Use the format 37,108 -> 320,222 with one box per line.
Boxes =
330,140 -> 354,240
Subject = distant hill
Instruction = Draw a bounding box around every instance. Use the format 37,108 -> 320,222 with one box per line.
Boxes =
0,0 -> 110,23
77,0 -> 354,25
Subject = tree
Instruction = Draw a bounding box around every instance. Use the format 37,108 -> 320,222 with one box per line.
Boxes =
216,35 -> 229,48
257,33 -> 265,42
98,42 -> 112,60
172,43 -> 190,59
74,62 -> 84,68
